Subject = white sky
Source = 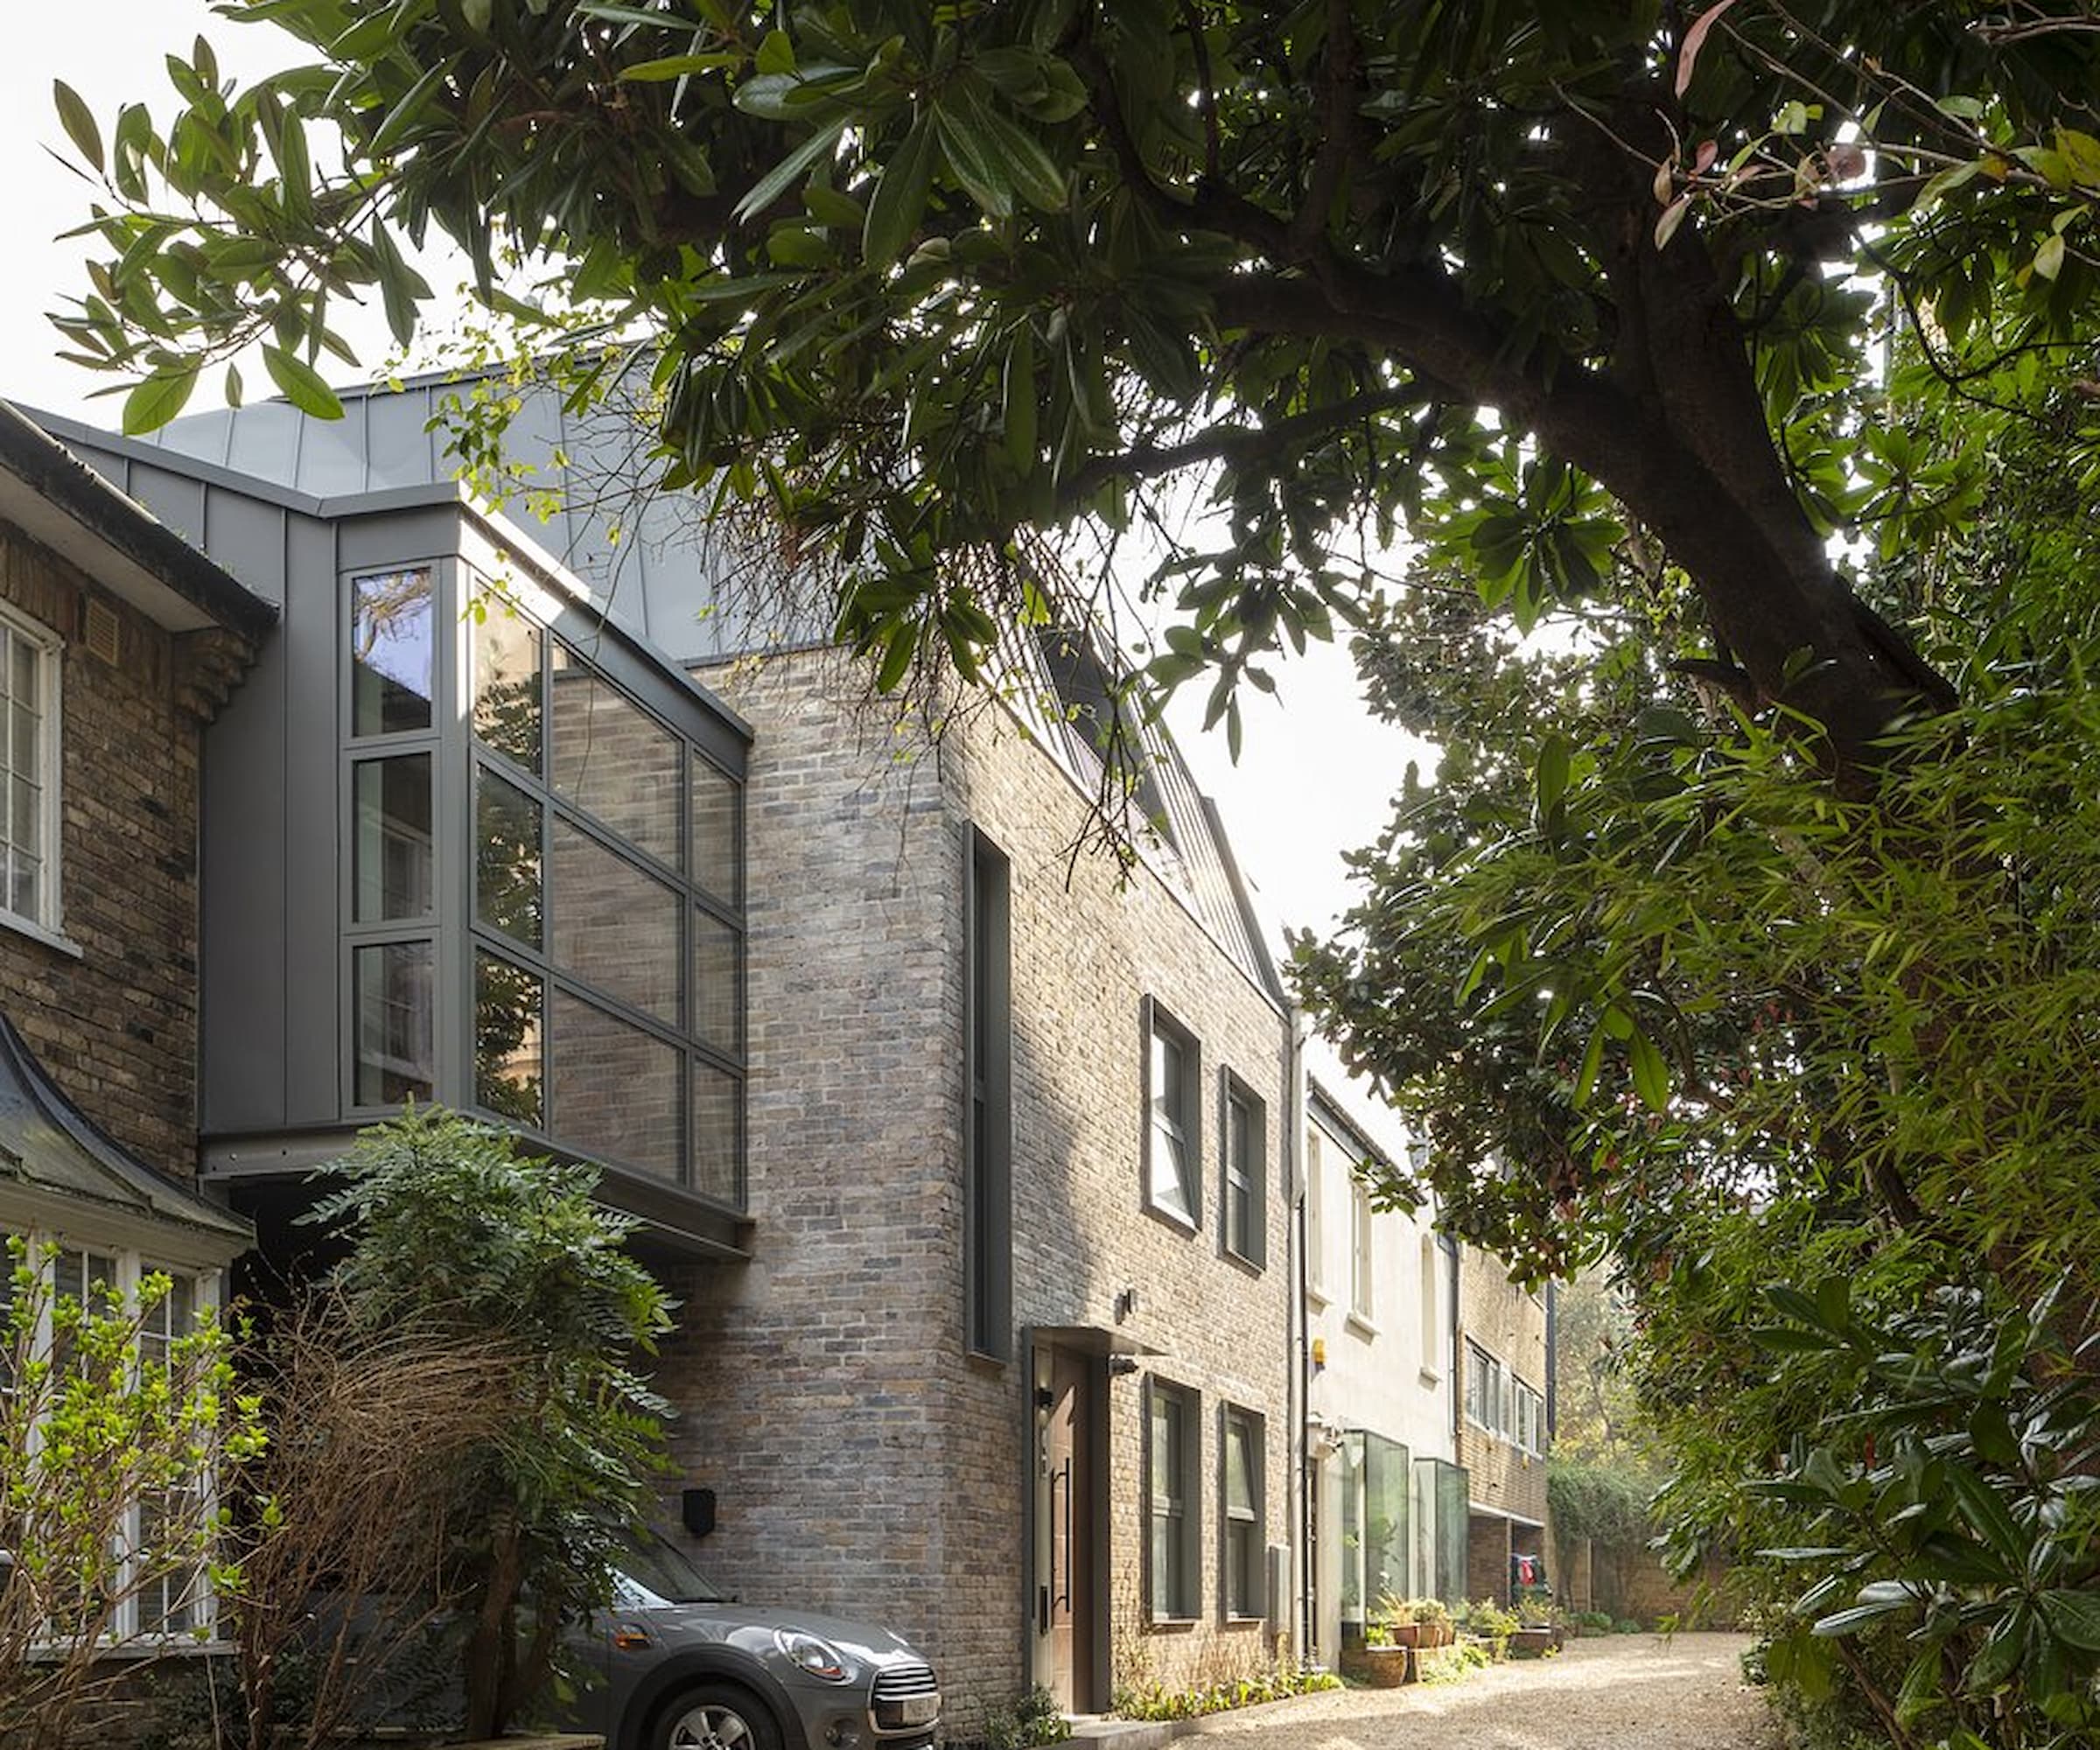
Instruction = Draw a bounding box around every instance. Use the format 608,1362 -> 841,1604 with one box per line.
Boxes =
3,2 -> 1430,948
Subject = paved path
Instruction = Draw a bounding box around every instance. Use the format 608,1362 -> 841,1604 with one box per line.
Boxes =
1186,1634 -> 1781,1750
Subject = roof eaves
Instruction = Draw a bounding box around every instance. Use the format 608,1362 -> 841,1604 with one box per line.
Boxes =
0,401 -> 277,643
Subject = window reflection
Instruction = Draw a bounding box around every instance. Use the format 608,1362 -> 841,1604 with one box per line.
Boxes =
550,645 -> 680,865
475,767 -> 543,948
550,990 -> 682,1180
354,755 -> 433,921
475,950 -> 543,1125
351,570 -> 434,735
692,908 -> 741,1052
354,942 -> 434,1105
473,598 -> 542,772
690,758 -> 740,903
550,818 -> 681,1023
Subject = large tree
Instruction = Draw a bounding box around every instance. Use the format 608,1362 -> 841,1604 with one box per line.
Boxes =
51,1 -> 2100,764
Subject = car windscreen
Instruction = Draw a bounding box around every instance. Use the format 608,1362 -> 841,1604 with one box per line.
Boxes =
620,1534 -> 728,1605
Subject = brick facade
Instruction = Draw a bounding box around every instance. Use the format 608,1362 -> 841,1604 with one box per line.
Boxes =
1456,1244 -> 1550,1599
0,522 -> 233,1176
656,654 -> 1292,1732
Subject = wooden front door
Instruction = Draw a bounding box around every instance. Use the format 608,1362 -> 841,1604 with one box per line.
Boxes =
1035,1345 -> 1096,1712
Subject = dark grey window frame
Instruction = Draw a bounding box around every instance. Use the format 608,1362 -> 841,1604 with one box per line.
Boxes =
1219,1070 -> 1266,1271
335,556 -> 748,1208
964,827 -> 1012,1362
1218,1403 -> 1266,1621
1144,1375 -> 1200,1622
1141,997 -> 1200,1232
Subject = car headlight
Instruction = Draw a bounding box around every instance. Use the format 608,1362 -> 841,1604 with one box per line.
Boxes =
774,1628 -> 853,1683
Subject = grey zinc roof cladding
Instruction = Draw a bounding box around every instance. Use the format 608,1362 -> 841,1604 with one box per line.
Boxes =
0,399 -> 276,642
0,1011 -> 251,1248
90,376 -> 1284,1003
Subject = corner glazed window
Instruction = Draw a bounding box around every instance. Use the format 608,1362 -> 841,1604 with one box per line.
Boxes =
0,603 -> 62,936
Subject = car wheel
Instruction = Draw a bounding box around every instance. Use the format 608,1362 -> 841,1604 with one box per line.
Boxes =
650,1684 -> 784,1750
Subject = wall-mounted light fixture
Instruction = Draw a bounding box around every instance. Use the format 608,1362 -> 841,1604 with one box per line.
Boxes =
1113,1286 -> 1140,1322
1311,1336 -> 1327,1369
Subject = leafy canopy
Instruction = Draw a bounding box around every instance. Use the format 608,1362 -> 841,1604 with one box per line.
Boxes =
52,1 -> 2100,764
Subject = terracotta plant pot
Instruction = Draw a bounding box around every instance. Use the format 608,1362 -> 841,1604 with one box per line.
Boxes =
1341,1645 -> 1413,1688
1508,1626 -> 1563,1659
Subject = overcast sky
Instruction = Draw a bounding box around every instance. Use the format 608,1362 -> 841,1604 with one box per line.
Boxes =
4,3 -> 1431,950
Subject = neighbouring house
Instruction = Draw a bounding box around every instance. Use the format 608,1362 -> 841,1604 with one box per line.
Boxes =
0,399 -> 273,1639
1457,1237 -> 1555,1602
1298,1060 -> 1467,1662
33,380 -> 1296,1730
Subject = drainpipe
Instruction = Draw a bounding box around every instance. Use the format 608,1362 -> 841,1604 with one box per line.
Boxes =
1286,1004 -> 1313,1667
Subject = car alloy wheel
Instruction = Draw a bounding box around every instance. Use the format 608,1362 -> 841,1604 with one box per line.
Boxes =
657,1690 -> 780,1750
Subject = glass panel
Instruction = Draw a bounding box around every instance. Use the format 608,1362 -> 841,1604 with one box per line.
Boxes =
1363,1432 -> 1411,1605
550,645 -> 680,864
690,757 -> 740,904
550,990 -> 681,1180
138,1270 -> 196,1371
351,569 -> 435,736
550,818 -> 681,1022
354,941 -> 435,1105
10,775 -> 35,849
476,951 -> 544,1126
691,1059 -> 742,1208
475,767 -> 543,948
353,755 -> 434,921
692,908 -> 741,1052
11,703 -> 38,773
1148,1027 -> 1192,1221
10,856 -> 38,919
473,597 -> 542,772
9,631 -> 33,704
1224,1415 -> 1254,1515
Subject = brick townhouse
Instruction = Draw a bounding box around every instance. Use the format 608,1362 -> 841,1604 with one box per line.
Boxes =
34,382 -> 1297,1729
1457,1244 -> 1556,1602
0,400 -> 273,1637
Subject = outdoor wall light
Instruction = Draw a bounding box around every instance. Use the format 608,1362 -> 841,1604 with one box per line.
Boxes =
681,1486 -> 718,1538
1114,1285 -> 1140,1320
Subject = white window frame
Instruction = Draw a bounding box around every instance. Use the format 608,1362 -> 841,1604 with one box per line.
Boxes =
1466,1340 -> 1509,1438
0,601 -> 65,944
4,1229 -> 225,1647
1348,1177 -> 1375,1325
1418,1234 -> 1441,1382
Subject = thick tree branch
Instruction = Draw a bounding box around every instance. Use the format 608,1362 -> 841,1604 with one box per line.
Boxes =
1055,384 -> 1421,507
1292,0 -> 1362,254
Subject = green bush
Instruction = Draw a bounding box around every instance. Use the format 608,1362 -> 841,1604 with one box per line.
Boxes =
983,1685 -> 1069,1750
1111,1665 -> 1340,1721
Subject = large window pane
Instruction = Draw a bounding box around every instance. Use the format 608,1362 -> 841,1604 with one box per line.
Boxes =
692,1060 -> 742,1208
351,570 -> 434,736
550,991 -> 681,1180
692,908 -> 741,1052
353,754 -> 433,921
473,597 -> 542,772
690,758 -> 740,903
476,951 -> 544,1125
354,942 -> 434,1105
550,818 -> 681,1022
550,647 -> 680,864
476,767 -> 543,948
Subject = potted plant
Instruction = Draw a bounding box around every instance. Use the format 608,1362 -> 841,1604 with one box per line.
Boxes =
1509,1597 -> 1564,1658
1455,1599 -> 1517,1662
1341,1619 -> 1412,1687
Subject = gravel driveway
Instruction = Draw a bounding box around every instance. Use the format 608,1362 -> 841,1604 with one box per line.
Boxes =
1184,1633 -> 1781,1750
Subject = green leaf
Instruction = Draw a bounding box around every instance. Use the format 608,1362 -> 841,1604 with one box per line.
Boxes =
620,52 -> 740,81
2034,232 -> 2066,283
933,97 -> 1014,219
1535,733 -> 1570,817
122,366 -> 199,435
2039,1589 -> 2100,1652
1945,1466 -> 2029,1571
863,114 -> 934,269
732,117 -> 849,226
755,29 -> 795,76
1004,323 -> 1038,471
261,345 -> 345,420
52,80 -> 103,173
1628,1026 -> 1670,1111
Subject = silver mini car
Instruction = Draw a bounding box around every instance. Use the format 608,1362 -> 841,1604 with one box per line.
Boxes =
569,1536 -> 942,1750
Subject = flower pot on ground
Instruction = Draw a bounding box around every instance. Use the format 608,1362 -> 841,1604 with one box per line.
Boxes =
1340,1645 -> 1413,1688
1508,1626 -> 1564,1659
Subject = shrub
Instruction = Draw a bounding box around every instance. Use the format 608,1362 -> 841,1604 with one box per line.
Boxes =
304,1107 -> 675,1740
1111,1665 -> 1339,1720
0,1241 -> 263,1750
983,1685 -> 1068,1750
